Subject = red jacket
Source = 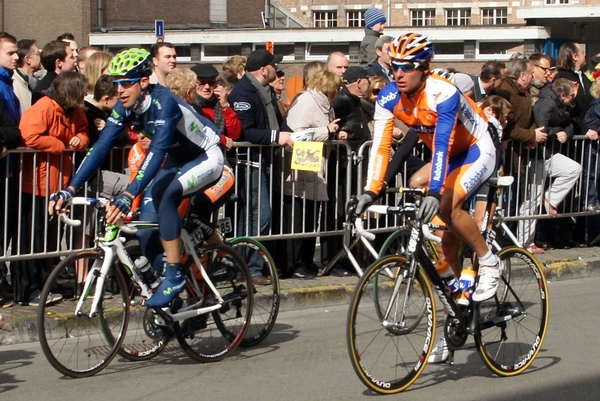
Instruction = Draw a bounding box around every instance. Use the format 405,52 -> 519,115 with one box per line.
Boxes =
20,96 -> 89,196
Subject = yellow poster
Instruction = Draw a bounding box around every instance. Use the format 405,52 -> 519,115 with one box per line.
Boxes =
291,141 -> 323,172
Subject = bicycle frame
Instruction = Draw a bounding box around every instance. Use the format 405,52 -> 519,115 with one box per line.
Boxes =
65,198 -> 226,324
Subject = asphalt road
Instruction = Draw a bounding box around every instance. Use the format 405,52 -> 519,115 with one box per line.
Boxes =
1,276 -> 600,401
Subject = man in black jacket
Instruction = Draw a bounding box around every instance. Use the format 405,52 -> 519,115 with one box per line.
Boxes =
228,49 -> 293,285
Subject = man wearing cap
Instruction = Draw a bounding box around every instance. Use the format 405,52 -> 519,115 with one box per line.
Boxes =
269,66 -> 286,115
190,63 -> 241,149
359,7 -> 386,68
228,48 -> 294,286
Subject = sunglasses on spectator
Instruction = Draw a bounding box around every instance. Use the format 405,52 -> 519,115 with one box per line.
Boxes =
391,62 -> 418,73
198,79 -> 217,86
372,88 -> 381,95
534,64 -> 550,72
112,78 -> 142,89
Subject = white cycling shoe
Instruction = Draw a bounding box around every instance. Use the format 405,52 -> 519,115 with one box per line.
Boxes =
428,335 -> 449,363
472,260 -> 503,302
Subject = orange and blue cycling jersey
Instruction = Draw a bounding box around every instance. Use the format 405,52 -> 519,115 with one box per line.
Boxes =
367,73 -> 494,198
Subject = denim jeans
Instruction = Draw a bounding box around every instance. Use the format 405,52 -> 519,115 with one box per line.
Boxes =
237,164 -> 271,276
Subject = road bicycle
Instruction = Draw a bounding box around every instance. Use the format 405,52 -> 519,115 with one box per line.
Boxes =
346,179 -> 549,394
37,197 -> 253,378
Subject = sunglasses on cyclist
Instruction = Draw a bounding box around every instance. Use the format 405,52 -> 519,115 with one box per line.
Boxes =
112,77 -> 142,89
372,88 -> 381,95
391,62 -> 419,73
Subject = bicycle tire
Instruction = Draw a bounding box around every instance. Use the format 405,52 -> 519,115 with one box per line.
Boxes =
378,227 -> 411,258
228,236 -> 280,347
347,255 -> 436,394
474,246 -> 549,376
115,242 -> 171,361
174,242 -> 253,362
37,250 -> 129,378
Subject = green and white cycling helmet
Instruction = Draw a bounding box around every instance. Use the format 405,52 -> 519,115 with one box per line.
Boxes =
108,48 -> 153,78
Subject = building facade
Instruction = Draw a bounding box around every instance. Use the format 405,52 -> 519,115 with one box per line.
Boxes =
0,0 -> 599,70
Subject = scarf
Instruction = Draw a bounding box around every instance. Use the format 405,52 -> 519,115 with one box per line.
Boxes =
194,95 -> 224,133
246,72 -> 279,130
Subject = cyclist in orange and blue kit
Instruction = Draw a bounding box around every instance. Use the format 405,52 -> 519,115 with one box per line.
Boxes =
356,34 -> 503,361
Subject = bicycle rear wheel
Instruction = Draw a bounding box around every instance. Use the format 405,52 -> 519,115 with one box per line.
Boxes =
347,255 -> 435,394
37,250 -> 129,378
475,246 -> 549,376
116,242 -> 171,361
228,236 -> 279,347
174,243 -> 253,362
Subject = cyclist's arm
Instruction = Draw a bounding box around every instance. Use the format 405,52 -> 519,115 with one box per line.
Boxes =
68,103 -> 128,191
429,91 -> 460,195
383,129 -> 419,184
364,96 -> 396,197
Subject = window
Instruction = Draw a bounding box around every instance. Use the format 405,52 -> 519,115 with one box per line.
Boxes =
314,11 -> 337,28
545,0 -> 568,3
410,9 -> 436,26
481,8 -> 507,25
445,9 -> 471,26
347,10 -> 365,27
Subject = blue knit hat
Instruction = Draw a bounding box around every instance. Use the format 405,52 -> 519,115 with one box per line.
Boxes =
364,8 -> 386,29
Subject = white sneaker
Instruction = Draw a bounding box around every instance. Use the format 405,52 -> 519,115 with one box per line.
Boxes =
472,261 -> 502,302
428,336 -> 449,363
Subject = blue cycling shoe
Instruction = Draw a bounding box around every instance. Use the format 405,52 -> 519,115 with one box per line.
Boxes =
145,264 -> 186,308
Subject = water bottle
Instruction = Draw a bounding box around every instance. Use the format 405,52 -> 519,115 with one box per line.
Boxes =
457,267 -> 476,306
434,260 -> 460,295
134,256 -> 161,290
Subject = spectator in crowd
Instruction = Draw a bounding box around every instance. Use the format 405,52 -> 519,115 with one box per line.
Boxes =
189,63 -> 241,150
548,57 -> 558,82
496,57 -> 547,254
366,35 -> 393,82
0,32 -> 21,301
228,49 -> 293,285
270,66 -> 286,115
554,42 -> 597,214
529,52 -> 552,105
322,66 -> 371,276
0,33 -> 20,121
15,71 -> 89,306
149,42 -> 176,85
14,39 -> 40,113
333,66 -> 371,152
222,55 -> 246,80
76,46 -> 97,74
470,60 -> 506,102
0,95 -> 21,306
327,51 -> 349,77
303,61 -> 328,87
284,71 -> 344,278
57,32 -> 78,63
32,40 -> 76,104
359,7 -> 386,68
517,78 -> 581,249
583,79 -> 600,212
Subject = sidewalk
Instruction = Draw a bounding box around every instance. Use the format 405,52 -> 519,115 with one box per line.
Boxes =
2,245 -> 600,346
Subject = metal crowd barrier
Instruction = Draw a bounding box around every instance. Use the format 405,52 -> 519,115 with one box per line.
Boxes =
2,136 -> 600,263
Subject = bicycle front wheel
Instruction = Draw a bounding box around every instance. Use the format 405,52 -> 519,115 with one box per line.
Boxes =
475,246 -> 549,376
37,250 -> 129,378
378,227 -> 411,257
347,255 -> 436,394
174,243 -> 253,362
228,236 -> 279,347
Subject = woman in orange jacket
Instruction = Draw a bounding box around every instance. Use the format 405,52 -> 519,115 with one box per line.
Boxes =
12,71 -> 89,306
